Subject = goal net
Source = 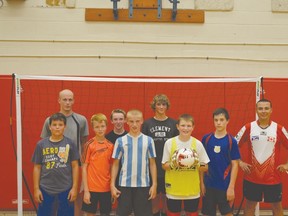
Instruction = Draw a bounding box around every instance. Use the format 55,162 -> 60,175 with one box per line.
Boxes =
13,74 -> 262,214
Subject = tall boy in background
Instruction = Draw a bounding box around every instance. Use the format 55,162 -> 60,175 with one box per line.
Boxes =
142,94 -> 178,216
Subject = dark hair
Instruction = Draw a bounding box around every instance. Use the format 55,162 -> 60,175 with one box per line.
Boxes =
213,108 -> 229,120
110,109 -> 126,120
49,112 -> 67,125
256,98 -> 272,108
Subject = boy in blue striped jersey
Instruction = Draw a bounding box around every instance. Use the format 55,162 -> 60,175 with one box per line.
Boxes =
111,109 -> 157,216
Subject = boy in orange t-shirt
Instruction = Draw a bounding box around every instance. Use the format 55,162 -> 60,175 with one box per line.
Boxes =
81,113 -> 114,216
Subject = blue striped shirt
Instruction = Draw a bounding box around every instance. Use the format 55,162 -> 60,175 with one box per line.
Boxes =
112,133 -> 156,187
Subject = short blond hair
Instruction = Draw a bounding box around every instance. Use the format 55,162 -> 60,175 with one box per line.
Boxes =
91,113 -> 108,126
126,109 -> 143,120
177,114 -> 195,126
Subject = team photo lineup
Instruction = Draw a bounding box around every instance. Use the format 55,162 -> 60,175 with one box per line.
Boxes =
31,88 -> 288,216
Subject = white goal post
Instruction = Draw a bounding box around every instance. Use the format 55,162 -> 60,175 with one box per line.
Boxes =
14,74 -> 262,215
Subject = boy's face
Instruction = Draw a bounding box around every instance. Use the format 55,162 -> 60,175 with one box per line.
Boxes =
155,102 -> 167,115
127,114 -> 143,134
49,120 -> 66,137
177,119 -> 194,137
92,120 -> 107,138
213,114 -> 229,132
256,102 -> 272,122
111,113 -> 126,130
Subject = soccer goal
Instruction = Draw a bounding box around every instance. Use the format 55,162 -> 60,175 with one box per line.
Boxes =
13,74 -> 262,215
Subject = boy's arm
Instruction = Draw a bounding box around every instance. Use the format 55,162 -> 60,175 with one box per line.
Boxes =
68,160 -> 79,202
110,159 -> 121,199
33,164 -> 43,203
199,166 -> 206,197
80,136 -> 88,154
40,118 -> 50,138
162,162 -> 172,171
227,159 -> 239,202
148,158 -> 157,200
82,163 -> 91,204
235,126 -> 252,174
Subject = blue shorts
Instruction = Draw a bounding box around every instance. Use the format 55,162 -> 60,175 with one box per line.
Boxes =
201,187 -> 232,216
37,188 -> 74,216
81,191 -> 111,214
243,180 -> 282,203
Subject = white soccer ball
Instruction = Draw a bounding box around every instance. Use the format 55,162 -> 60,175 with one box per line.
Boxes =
176,148 -> 199,168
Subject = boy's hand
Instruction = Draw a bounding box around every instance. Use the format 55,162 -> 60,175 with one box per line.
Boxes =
226,186 -> 235,202
239,160 -> 252,174
200,181 -> 206,197
148,184 -> 157,200
111,185 -> 121,200
83,191 -> 91,204
67,187 -> 77,202
170,150 -> 179,169
277,163 -> 288,173
34,188 -> 43,203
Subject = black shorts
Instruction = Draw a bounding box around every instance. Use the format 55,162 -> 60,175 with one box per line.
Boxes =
167,198 -> 199,213
201,187 -> 232,216
116,187 -> 152,216
81,191 -> 111,214
243,180 -> 282,203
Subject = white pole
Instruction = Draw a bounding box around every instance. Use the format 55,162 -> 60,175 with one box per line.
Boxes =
254,77 -> 262,216
15,75 -> 23,216
255,203 -> 260,216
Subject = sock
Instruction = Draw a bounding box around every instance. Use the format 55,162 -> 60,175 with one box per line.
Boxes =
166,211 -> 181,216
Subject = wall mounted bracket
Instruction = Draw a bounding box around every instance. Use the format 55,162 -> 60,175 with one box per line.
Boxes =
85,0 -> 204,23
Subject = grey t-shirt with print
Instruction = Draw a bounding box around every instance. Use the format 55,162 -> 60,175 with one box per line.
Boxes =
31,136 -> 80,194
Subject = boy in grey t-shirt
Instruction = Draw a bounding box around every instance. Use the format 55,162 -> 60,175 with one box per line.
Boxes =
32,112 -> 79,215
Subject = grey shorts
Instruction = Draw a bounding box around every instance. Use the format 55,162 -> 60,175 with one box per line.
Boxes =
116,187 -> 152,216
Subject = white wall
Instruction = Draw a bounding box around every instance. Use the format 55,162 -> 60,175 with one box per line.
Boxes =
0,0 -> 288,77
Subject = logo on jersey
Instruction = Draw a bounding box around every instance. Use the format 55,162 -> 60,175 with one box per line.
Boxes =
214,146 -> 221,153
260,131 -> 267,136
251,136 -> 259,141
267,136 -> 276,143
155,132 -> 166,137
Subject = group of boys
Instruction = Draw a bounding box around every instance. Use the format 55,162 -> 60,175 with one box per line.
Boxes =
32,89 -> 288,216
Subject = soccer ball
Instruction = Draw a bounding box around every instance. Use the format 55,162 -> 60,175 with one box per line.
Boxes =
176,148 -> 199,168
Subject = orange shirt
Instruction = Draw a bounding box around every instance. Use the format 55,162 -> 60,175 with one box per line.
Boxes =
82,138 -> 114,192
